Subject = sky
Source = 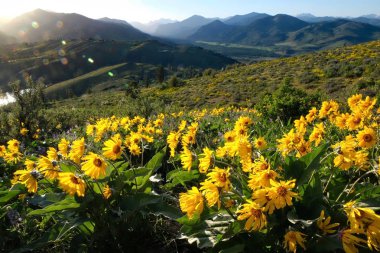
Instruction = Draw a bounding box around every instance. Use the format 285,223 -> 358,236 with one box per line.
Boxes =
0,0 -> 379,23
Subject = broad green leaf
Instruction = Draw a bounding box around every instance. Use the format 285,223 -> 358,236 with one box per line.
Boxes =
219,243 -> 245,253
147,201 -> 182,220
27,193 -> 66,208
28,196 -> 80,216
165,170 -> 199,189
0,189 -> 21,204
284,144 -> 327,186
120,193 -> 162,211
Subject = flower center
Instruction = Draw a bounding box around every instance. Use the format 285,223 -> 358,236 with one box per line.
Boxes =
70,176 -> 80,185
363,134 -> 372,143
353,118 -> 361,124
260,163 -> 269,170
93,158 -> 103,167
113,145 -> 121,154
277,186 -> 288,197
219,173 -> 227,183
251,208 -> 262,218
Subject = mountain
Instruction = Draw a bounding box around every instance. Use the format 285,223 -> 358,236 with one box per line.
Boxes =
224,12 -> 270,26
98,17 -> 132,26
0,39 -> 235,93
2,9 -> 150,43
352,17 -> 380,27
188,20 -> 237,42
190,14 -> 308,46
154,15 -> 217,39
297,13 -> 380,27
130,19 -> 177,34
287,19 -> 380,47
296,13 -> 337,23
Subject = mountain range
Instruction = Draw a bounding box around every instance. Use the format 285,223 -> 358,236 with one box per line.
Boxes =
0,9 -> 149,43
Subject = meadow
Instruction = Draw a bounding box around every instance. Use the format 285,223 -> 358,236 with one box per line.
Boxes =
0,91 -> 379,252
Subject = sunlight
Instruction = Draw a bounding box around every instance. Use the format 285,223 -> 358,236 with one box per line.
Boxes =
0,0 -> 164,23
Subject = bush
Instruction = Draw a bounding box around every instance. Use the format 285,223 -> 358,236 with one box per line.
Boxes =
255,78 -> 321,121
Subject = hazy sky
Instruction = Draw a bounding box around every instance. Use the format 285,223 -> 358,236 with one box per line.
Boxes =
0,0 -> 379,23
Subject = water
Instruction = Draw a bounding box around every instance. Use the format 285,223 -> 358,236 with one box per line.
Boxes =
0,93 -> 16,106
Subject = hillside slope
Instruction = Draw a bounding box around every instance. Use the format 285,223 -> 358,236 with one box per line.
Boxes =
144,41 -> 380,108
0,39 -> 235,92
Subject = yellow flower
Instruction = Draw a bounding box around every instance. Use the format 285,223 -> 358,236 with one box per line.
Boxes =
305,107 -> 318,123
254,137 -> 267,150
309,123 -> 325,146
317,210 -> 339,234
128,143 -> 141,156
294,116 -> 308,133
47,147 -> 58,161
200,180 -> 220,208
224,131 -> 236,143
179,187 -> 204,219
20,128 -> 29,136
335,113 -> 350,129
365,221 -> 380,251
267,179 -> 298,212
332,135 -> 357,170
58,172 -> 86,197
58,138 -> 70,158
252,156 -> 270,172
5,151 -> 23,164
7,139 -> 20,153
248,169 -> 278,190
13,168 -> 39,193
103,185 -> 112,199
81,153 -> 107,179
348,94 -> 363,112
198,147 -> 213,174
283,231 -> 306,253
182,131 -> 196,148
341,229 -> 367,253
356,127 -> 377,149
344,201 -> 380,231
180,148 -> 193,171
295,140 -> 311,158
69,137 -> 85,164
347,113 -> 364,131
354,150 -> 370,171
206,167 -> 231,191
236,200 -> 267,231
103,134 -> 124,160
37,156 -> 60,180
167,131 -> 181,157
319,100 -> 339,119
0,145 -> 6,157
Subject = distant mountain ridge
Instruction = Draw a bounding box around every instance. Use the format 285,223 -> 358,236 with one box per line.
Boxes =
188,14 -> 380,51
1,9 -> 150,43
190,14 -> 309,45
153,15 -> 218,39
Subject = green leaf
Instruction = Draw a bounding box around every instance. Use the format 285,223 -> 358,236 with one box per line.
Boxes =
219,243 -> 245,253
165,169 -> 199,189
0,190 -> 21,204
284,144 -> 327,185
27,193 -> 66,208
28,196 -> 80,216
147,201 -> 182,220
120,193 -> 162,211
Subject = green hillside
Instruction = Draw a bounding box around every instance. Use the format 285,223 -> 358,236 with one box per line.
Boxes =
40,40 -> 380,124
145,40 -> 380,108
0,39 -> 235,94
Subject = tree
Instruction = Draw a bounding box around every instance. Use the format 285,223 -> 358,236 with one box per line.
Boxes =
156,66 -> 165,84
